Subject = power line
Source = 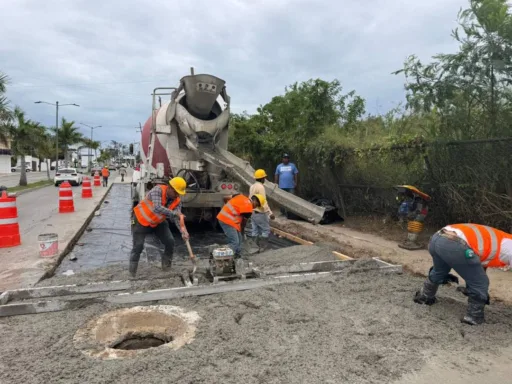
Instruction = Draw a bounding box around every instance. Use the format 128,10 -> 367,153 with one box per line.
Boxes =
9,78 -> 174,88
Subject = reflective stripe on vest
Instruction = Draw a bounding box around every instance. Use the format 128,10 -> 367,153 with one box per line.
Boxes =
134,185 -> 180,227
450,224 -> 505,268
217,195 -> 253,231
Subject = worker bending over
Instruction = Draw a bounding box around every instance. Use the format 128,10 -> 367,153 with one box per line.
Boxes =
250,169 -> 275,252
414,223 -> 512,325
217,194 -> 260,258
129,177 -> 190,277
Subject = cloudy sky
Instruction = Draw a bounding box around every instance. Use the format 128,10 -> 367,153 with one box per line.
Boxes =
1,0 -> 468,145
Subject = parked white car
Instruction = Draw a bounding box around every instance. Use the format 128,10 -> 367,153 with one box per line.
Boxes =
54,168 -> 83,186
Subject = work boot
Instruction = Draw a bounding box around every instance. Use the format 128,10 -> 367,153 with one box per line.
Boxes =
129,262 -> 138,278
461,298 -> 486,325
161,258 -> 173,272
258,237 -> 269,253
413,278 -> 439,305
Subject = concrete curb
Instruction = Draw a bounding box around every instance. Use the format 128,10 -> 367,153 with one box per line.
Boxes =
38,183 -> 115,282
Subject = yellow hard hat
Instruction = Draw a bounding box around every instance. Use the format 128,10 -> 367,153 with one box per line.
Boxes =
254,169 -> 267,179
251,194 -> 266,207
169,177 -> 187,195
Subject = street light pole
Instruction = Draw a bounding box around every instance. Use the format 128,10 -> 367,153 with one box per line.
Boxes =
79,123 -> 101,172
35,101 -> 79,172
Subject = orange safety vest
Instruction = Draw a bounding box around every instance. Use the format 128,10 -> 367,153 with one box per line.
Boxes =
449,224 -> 512,268
217,194 -> 253,232
101,168 -> 109,177
134,185 -> 180,227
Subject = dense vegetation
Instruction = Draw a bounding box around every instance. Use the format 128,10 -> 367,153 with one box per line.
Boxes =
229,0 -> 512,230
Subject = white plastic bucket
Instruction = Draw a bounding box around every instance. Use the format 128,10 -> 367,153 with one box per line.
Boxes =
38,233 -> 58,258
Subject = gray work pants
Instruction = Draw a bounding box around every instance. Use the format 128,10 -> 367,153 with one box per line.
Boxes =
251,212 -> 270,238
428,232 -> 489,303
219,221 -> 243,256
130,217 -> 175,265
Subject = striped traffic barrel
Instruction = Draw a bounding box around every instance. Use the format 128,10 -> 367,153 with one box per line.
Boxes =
0,190 -> 21,247
59,181 -> 75,213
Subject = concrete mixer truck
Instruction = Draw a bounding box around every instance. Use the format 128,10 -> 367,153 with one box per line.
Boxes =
132,68 -> 325,226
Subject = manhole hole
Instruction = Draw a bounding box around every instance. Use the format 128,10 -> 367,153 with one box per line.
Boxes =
74,305 -> 200,359
112,335 -> 169,350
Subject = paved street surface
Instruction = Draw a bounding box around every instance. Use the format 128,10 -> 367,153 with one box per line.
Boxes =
0,171 -> 56,188
0,178 -> 113,291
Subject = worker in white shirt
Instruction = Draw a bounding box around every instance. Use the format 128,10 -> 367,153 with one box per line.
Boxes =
249,169 -> 275,252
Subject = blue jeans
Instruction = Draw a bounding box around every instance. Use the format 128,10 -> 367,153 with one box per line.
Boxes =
251,212 -> 270,238
428,233 -> 489,303
219,221 -> 243,256
280,188 -> 295,214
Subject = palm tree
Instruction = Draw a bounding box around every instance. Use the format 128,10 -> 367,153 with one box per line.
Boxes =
81,138 -> 101,170
10,107 -> 45,186
36,131 -> 56,180
0,71 -> 12,147
54,118 -> 84,167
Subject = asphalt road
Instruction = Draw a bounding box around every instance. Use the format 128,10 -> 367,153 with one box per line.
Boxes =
0,171 -> 56,188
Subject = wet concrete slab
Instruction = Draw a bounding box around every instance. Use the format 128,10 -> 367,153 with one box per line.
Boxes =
56,184 -> 294,275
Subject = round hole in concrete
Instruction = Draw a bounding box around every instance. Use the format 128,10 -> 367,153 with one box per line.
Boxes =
111,335 -> 169,350
74,305 -> 200,360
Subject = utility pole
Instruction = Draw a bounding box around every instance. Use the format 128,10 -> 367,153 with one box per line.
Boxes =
35,101 -> 79,172
80,123 -> 101,172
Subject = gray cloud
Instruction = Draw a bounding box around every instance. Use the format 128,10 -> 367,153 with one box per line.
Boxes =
1,0 -> 467,144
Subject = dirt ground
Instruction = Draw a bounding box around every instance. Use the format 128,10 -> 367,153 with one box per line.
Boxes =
1,262 -> 512,384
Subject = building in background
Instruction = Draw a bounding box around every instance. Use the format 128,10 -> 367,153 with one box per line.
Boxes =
0,139 -> 11,173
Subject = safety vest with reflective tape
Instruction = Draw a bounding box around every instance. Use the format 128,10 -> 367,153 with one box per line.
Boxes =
134,185 -> 180,228
217,194 -> 253,232
448,224 -> 512,268
101,168 -> 109,177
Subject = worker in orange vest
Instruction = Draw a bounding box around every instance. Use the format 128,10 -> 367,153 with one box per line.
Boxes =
101,166 -> 110,187
217,193 -> 261,258
414,224 -> 512,325
129,177 -> 190,277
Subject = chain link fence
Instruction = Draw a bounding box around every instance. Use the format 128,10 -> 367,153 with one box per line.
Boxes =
295,138 -> 512,231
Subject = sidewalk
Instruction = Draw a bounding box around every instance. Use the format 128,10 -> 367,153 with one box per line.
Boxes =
273,217 -> 512,303
0,183 -> 111,291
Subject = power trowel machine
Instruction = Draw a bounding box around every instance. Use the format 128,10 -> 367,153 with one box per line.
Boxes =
395,185 -> 431,251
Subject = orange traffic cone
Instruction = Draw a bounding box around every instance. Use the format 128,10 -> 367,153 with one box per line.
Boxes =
93,171 -> 101,187
81,177 -> 93,198
59,181 -> 75,213
0,190 -> 21,247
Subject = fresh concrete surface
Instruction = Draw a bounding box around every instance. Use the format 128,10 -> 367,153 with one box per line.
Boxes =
0,171 -> 56,188
0,182 -> 111,291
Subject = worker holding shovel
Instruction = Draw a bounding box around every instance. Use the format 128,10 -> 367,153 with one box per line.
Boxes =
414,223 -> 512,325
129,177 -> 190,277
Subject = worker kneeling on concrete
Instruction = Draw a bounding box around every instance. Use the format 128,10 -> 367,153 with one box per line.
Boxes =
414,223 -> 512,325
129,177 -> 190,277
217,194 -> 258,258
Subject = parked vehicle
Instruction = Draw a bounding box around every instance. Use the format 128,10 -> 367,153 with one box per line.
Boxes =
108,164 -> 117,171
11,167 -> 31,173
54,168 -> 83,186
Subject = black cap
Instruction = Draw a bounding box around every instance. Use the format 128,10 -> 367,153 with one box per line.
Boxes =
282,153 -> 290,158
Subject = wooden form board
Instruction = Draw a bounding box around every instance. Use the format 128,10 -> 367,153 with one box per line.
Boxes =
270,227 -> 354,261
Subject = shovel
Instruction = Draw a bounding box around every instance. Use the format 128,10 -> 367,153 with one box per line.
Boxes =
185,239 -> 197,275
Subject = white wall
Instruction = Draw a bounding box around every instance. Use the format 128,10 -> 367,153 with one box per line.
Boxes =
0,155 -> 11,174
